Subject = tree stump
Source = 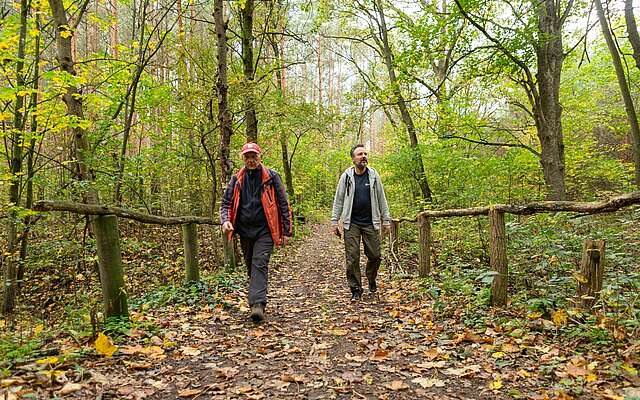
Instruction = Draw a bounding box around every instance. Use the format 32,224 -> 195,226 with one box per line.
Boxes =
489,209 -> 508,306
418,214 -> 431,277
93,215 -> 128,318
578,240 -> 605,309
182,223 -> 199,282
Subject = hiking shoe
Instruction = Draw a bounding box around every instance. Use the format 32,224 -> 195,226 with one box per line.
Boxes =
250,303 -> 265,323
369,281 -> 377,294
351,291 -> 362,301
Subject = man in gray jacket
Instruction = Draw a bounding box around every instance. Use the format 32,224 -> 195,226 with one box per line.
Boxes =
332,144 -> 391,301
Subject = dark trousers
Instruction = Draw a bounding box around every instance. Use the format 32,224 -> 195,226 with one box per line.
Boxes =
344,224 -> 381,293
240,233 -> 274,306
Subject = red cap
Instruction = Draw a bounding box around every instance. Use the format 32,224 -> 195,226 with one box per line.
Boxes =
241,142 -> 261,155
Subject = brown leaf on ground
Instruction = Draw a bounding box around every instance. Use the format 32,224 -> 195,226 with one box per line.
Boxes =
177,388 -> 203,397
384,380 -> 408,391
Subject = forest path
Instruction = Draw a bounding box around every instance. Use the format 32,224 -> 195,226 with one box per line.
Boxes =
81,223 -> 492,399
13,223 -> 630,399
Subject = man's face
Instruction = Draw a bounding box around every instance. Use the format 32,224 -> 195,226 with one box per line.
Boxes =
243,152 -> 261,170
352,147 -> 368,169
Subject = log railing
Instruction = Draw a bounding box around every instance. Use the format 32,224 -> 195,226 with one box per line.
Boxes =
32,200 -> 228,318
389,191 -> 640,307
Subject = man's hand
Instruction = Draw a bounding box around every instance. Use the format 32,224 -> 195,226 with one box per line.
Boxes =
283,235 -> 292,246
332,225 -> 342,238
222,221 -> 234,234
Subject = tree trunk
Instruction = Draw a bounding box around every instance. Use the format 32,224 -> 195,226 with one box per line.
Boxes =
597,0 -> 640,186
109,0 -> 119,57
535,0 -> 567,200
625,0 -> 640,71
2,0 -> 29,315
215,0 -> 236,269
240,0 -> 257,142
374,0 -> 432,202
18,14 -> 42,285
48,0 -> 128,318
214,0 -> 233,187
114,0 -> 148,204
317,33 -> 323,110
271,24 -> 295,200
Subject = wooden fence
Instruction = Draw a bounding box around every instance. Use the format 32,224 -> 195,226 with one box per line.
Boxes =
32,200 -> 233,319
30,191 -> 640,317
388,191 -> 640,306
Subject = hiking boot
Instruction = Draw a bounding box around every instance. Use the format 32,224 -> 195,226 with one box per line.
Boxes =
351,290 -> 362,301
368,281 -> 377,294
250,303 -> 265,323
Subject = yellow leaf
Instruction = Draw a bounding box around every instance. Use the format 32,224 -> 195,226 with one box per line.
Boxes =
527,312 -> 543,320
586,373 -> 597,382
0,320 -> 5,328
552,309 -> 568,326
489,376 -> 502,390
36,356 -> 59,364
621,363 -> 638,376
59,29 -> 73,39
95,332 -> 118,357
492,351 -> 506,359
34,324 -> 43,336
573,272 -> 588,284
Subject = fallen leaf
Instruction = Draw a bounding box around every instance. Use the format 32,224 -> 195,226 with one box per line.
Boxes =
443,365 -> 481,377
1,378 -> 24,387
236,386 -> 253,394
552,309 -> 568,326
215,367 -> 239,379
489,377 -> 502,390
95,332 -> 117,357
280,374 -> 305,383
384,380 -> 408,391
34,324 -> 44,336
411,377 -> 445,388
35,356 -> 59,365
58,383 -> 84,395
180,346 -> 202,356
423,347 -> 444,360
501,343 -> 520,353
371,349 -> 390,361
127,361 -> 152,370
178,388 -> 203,397
414,361 -> 446,369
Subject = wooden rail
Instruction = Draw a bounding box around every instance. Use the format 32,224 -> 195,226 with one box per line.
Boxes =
32,199 -> 228,319
390,191 -> 640,307
33,200 -> 218,225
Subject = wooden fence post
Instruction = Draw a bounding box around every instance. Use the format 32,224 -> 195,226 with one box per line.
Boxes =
390,219 -> 399,255
578,239 -> 605,309
489,209 -> 508,306
418,214 -> 431,277
222,230 -> 236,271
93,215 -> 128,318
182,223 -> 199,282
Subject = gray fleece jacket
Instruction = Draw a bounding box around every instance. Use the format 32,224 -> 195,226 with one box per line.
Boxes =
331,166 -> 391,231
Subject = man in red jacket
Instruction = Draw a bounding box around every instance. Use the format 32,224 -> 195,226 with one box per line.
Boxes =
220,142 -> 292,323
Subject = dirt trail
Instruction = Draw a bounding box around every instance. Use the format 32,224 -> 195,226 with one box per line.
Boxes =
76,224 -> 491,399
